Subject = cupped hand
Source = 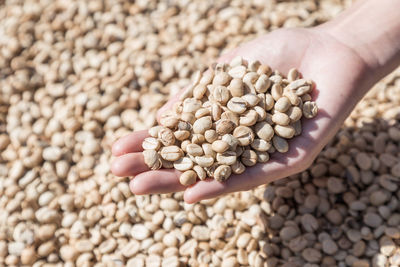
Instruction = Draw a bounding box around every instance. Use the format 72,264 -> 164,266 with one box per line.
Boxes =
111,26 -> 371,203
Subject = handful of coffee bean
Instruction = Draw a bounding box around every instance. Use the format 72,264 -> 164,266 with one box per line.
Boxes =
142,57 -> 318,185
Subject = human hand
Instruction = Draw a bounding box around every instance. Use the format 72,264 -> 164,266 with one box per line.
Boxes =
111,26 -> 372,203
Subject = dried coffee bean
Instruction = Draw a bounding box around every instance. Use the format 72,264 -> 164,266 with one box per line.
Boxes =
212,140 -> 230,153
142,137 -> 161,150
160,146 -> 184,161
143,150 -> 162,170
233,126 -> 255,146
217,151 -> 237,165
180,170 -> 197,186
254,122 -> 274,141
174,157 -> 194,171
303,101 -> 318,118
241,150 -> 258,166
227,97 -> 247,114
214,165 -> 232,182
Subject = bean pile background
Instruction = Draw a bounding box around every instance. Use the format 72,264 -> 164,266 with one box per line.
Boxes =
0,0 -> 399,266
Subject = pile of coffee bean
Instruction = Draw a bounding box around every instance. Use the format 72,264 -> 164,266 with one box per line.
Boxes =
143,57 -> 318,185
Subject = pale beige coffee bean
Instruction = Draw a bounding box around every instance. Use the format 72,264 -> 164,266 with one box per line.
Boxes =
273,136 -> 289,153
229,56 -> 244,67
221,110 -> 239,126
158,128 -> 176,146
204,129 -> 218,143
265,94 -> 275,111
272,112 -> 290,126
193,165 -> 207,180
192,134 -> 205,144
173,157 -> 194,171
292,120 -> 302,136
183,98 -> 202,113
217,151 -> 237,165
214,165 -> 232,182
241,149 -> 257,166
248,60 -> 261,71
251,139 -> 272,152
255,74 -> 271,93
181,140 -> 191,152
195,156 -> 215,167
243,72 -> 258,93
301,93 -> 312,102
288,68 -> 299,82
202,143 -> 215,157
180,170 -> 197,186
174,130 -> 190,141
200,70 -> 214,85
193,84 -> 207,99
227,97 -> 247,114
180,112 -> 196,124
287,106 -> 302,122
275,124 -> 295,139
193,116 -> 212,134
148,126 -> 164,138
195,108 -> 210,118
142,137 -> 161,150
257,93 -> 266,109
186,144 -> 203,156
257,151 -> 269,163
271,84 -> 283,101
216,119 -> 235,135
143,150 -> 162,170
160,146 -> 184,161
303,101 -> 318,118
254,106 -> 267,122
295,85 -> 312,96
212,72 -> 231,85
212,140 -> 229,153
173,101 -> 184,114
287,78 -> 308,90
257,64 -> 272,76
228,65 -> 247,79
228,78 -> 244,97
283,89 -> 301,105
160,113 -> 179,129
222,134 -> 239,150
239,110 -> 258,126
210,102 -> 222,121
231,161 -> 246,174
242,94 -> 260,107
254,122 -> 274,141
275,97 -> 291,112
213,86 -> 230,104
178,121 -> 192,131
233,126 -> 255,146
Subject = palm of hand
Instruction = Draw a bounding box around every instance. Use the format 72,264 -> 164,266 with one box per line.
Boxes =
111,27 -> 369,203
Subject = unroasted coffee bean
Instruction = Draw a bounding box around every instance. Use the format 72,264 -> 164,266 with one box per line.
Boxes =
195,156 -> 215,167
233,126 -> 255,146
160,146 -> 183,161
251,139 -> 271,152
180,170 -> 197,186
183,98 -> 202,113
241,150 -> 257,166
303,101 -> 318,118
174,157 -> 194,171
227,97 -> 247,114
216,151 -> 237,165
254,122 -> 274,141
193,84 -> 207,99
142,137 -> 161,150
228,78 -> 244,97
205,129 -> 218,143
213,86 -> 230,104
212,140 -> 229,153
240,110 -> 258,126
272,112 -> 290,126
256,151 -> 269,163
274,125 -> 295,139
186,144 -> 203,156
273,136 -> 289,153
143,150 -> 162,170
275,97 -> 291,112
216,119 -> 235,135
193,165 -> 207,180
231,161 -> 246,174
193,116 -> 212,134
214,165 -> 232,182
159,128 -> 176,146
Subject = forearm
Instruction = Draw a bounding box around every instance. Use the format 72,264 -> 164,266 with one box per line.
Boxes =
321,0 -> 400,87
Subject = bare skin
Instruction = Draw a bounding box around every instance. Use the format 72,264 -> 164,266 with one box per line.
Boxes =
111,0 -> 400,203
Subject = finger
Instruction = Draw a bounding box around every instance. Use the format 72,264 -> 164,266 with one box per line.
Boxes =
130,169 -> 186,194
112,130 -> 149,156
111,152 -> 149,177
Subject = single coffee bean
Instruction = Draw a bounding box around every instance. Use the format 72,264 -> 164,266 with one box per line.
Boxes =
160,113 -> 179,129
231,161 -> 246,174
239,110 -> 258,126
212,71 -> 231,85
303,101 -> 318,118
195,156 -> 215,167
213,86 -> 230,105
257,151 -> 270,163
283,89 -> 301,106
216,151 -> 237,165
242,94 -> 260,107
202,143 -> 216,157
271,84 -> 283,101
178,121 -> 192,131
174,157 -> 194,171
287,106 -> 302,122
180,170 -> 197,186
222,134 -> 239,150
193,165 -> 207,180
255,74 -> 271,93
233,126 -> 255,146
275,125 -> 295,138
186,143 -> 203,156
295,85 -> 312,96
193,116 -> 212,134
221,110 -> 239,126
228,65 -> 247,79
195,107 -> 211,119
160,146 -> 184,161
204,129 -> 218,143
235,145 -> 245,157
216,119 -> 235,135
241,149 -> 257,166
254,106 -> 267,122
254,121 -> 274,141
228,78 -> 244,97
288,68 -> 299,81
183,98 -> 202,113
200,70 -> 214,85
212,140 -> 230,153
142,137 -> 161,150
143,150 -> 162,170
161,158 -> 174,169
158,128 -> 176,146
180,112 -> 196,124
227,97 -> 247,114
174,130 -> 190,141
257,64 -> 272,76
193,84 -> 207,99
272,112 -> 290,126
287,78 -> 308,90
275,97 -> 291,112
191,134 -> 205,144
265,93 -> 275,111
148,126 -> 164,138
181,140 -> 191,152
214,165 -> 232,182
273,136 -> 289,153
251,139 -> 272,152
